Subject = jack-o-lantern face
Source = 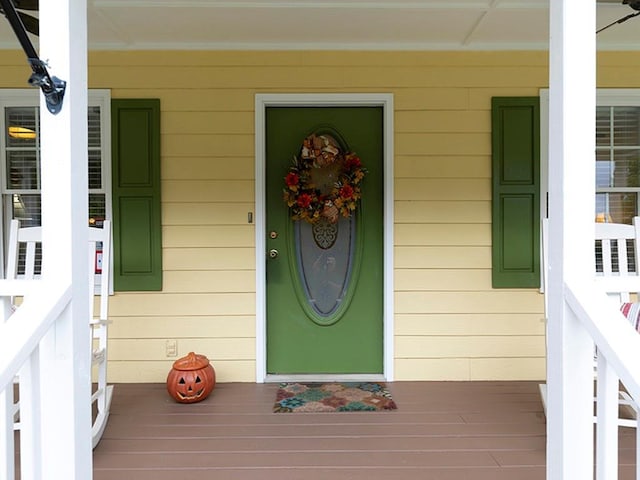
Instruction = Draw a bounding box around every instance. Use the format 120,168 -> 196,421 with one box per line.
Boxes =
175,371 -> 207,401
166,352 -> 216,404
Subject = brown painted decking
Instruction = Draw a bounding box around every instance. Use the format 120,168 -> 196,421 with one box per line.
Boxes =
91,381 -> 636,480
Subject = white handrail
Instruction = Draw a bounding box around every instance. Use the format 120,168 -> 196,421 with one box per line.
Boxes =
0,282 -> 72,392
1,281 -> 73,480
564,278 -> 640,480
564,279 -> 640,403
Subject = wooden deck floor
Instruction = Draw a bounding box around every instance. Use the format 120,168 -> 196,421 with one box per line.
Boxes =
91,381 -> 636,480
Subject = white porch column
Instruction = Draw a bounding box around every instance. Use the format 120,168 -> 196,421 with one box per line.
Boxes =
37,0 -> 91,479
547,0 -> 597,479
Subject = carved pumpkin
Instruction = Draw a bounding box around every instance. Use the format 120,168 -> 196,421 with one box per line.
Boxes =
166,352 -> 216,403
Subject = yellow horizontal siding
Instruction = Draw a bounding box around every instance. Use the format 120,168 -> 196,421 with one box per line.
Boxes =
395,224 -> 491,246
396,246 -> 491,269
109,293 -> 255,317
88,50 -> 549,68
344,66 -> 548,89
109,338 -> 255,361
395,179 -> 490,201
163,270 -> 255,293
394,357 -> 545,381
395,155 -> 490,178
467,87 -> 545,108
94,66 -> 344,89
394,201 -> 491,224
598,51 -> 640,67
396,336 -> 544,359
396,133 -> 490,156
395,269 -> 492,291
598,67 -> 640,86
163,180 -> 254,203
114,88 -> 256,111
162,111 -> 254,135
163,157 -> 253,180
109,316 -> 255,339
163,133 -> 253,157
115,85 -> 471,112
163,203 -> 255,226
92,64 -> 549,90
469,358 -> 545,381
395,314 -> 545,336
164,247 -> 254,270
396,291 -> 544,314
394,88 -> 471,110
0,66 -> 33,84
0,49 -> 580,383
163,225 -> 254,248
396,110 -> 489,133
395,359 -> 471,381
108,360 -> 255,383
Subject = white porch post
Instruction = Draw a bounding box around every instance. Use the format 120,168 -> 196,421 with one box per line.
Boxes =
547,0 -> 597,479
37,0 -> 91,479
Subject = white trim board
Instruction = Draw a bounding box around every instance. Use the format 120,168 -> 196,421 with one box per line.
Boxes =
254,93 -> 395,384
266,374 -> 386,384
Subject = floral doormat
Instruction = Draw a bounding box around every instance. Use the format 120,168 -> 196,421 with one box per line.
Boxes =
273,382 -> 397,413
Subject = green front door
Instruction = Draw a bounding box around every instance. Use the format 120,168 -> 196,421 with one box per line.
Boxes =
265,106 -> 384,375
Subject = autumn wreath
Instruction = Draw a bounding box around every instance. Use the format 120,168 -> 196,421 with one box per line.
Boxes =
283,134 -> 366,224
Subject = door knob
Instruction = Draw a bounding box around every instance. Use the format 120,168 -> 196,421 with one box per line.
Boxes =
269,249 -> 279,259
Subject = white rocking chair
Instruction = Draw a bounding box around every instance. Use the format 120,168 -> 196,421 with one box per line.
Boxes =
7,219 -> 114,447
539,217 -> 640,427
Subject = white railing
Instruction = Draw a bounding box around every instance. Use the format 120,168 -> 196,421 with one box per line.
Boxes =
564,278 -> 640,480
0,280 -> 72,480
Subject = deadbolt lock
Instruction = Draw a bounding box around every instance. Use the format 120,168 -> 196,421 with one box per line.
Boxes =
269,231 -> 278,239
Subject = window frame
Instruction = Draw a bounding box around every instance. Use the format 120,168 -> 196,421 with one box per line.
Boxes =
539,88 -> 640,293
0,88 -> 112,289
540,88 -> 640,224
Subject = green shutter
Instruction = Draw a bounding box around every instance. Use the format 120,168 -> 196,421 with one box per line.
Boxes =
491,97 -> 540,288
111,99 -> 162,291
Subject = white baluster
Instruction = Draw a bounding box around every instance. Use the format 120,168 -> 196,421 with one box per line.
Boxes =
596,354 -> 618,480
0,293 -> 15,479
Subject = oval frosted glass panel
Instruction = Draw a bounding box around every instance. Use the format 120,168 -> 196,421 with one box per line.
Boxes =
295,216 -> 355,318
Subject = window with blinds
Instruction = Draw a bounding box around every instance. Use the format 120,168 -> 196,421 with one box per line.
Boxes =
540,90 -> 640,277
0,90 -> 111,276
596,105 -> 640,224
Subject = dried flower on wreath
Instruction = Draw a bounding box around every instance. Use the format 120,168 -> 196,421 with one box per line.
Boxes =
283,134 -> 366,224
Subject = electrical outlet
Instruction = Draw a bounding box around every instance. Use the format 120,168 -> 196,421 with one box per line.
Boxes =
165,339 -> 178,357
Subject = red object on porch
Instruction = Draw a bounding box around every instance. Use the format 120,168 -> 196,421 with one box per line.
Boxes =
166,352 -> 216,403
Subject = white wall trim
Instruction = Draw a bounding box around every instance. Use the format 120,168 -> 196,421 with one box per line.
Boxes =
254,93 -> 394,383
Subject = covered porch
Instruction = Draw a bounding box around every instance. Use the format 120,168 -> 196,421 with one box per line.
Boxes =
5,0 -> 640,478
89,381 -> 630,480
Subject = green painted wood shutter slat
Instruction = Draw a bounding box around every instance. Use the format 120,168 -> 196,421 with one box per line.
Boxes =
111,99 -> 162,291
491,97 -> 540,288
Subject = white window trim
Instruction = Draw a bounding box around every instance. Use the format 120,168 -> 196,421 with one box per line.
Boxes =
0,88 -> 112,292
254,93 -> 395,383
540,88 -> 640,221
540,88 -> 640,293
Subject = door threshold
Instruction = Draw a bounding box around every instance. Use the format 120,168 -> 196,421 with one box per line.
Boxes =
265,374 -> 386,384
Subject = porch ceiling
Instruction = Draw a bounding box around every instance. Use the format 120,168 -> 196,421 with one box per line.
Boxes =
0,0 -> 638,51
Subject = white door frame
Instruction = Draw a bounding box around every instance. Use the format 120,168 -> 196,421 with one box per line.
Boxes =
254,93 -> 395,383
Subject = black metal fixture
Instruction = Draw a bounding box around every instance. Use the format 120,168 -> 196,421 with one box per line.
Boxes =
0,0 -> 66,114
598,0 -> 640,34
625,0 -> 640,10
